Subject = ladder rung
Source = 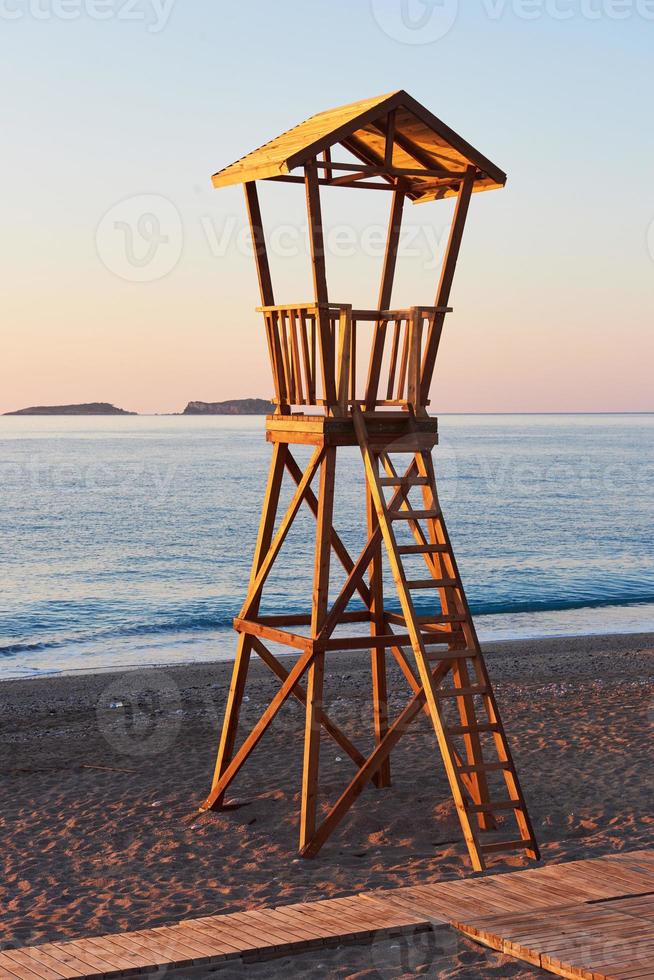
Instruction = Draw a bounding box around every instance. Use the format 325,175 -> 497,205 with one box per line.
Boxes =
397,543 -> 449,555
406,578 -> 458,589
445,723 -> 500,736
480,839 -> 536,854
379,476 -> 429,486
415,614 -> 467,624
421,636 -> 464,646
424,649 -> 477,661
388,508 -> 441,521
457,762 -> 511,774
436,686 -> 488,698
467,800 -> 523,813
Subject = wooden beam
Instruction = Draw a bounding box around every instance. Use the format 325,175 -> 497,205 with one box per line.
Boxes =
420,167 -> 475,402
364,188 -> 405,411
314,160 -> 467,180
239,447 -> 324,621
244,182 -> 274,306
300,448 -> 337,849
304,160 -> 328,305
201,645 -> 318,812
250,636 -> 367,770
367,484 -> 391,788
206,444 -> 288,808
301,658 -> 453,857
284,451 -> 371,608
304,160 -> 337,407
270,175 -> 399,191
315,460 -> 420,644
384,110 -> 396,169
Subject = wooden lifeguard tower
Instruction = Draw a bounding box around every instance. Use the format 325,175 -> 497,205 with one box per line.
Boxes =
200,91 -> 539,871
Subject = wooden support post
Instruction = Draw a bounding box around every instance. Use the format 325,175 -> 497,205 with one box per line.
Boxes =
244,182 -> 274,306
300,448 -> 337,849
367,482 -> 391,788
205,443 -> 288,809
365,189 -> 404,411
304,160 -> 337,408
420,167 -> 475,403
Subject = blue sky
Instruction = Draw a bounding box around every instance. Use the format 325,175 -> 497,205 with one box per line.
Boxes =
2,1 -> 653,412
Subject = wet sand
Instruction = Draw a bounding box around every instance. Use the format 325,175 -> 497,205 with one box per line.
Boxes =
1,631 -> 653,978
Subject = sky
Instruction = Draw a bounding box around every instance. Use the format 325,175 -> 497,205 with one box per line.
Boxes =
1,0 -> 653,414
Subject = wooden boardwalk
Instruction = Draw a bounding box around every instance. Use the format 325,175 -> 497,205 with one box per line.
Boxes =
1,850 -> 652,979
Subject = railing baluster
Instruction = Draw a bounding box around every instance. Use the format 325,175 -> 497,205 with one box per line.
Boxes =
278,311 -> 294,404
289,309 -> 303,404
386,318 -> 401,400
310,314 -> 317,401
298,310 -> 312,405
407,309 -> 422,406
336,308 -> 352,413
364,317 -> 388,410
350,318 -> 357,403
396,317 -> 410,401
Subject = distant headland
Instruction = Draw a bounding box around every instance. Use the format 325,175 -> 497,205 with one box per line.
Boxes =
182,399 -> 274,415
4,402 -> 136,416
3,399 -> 275,416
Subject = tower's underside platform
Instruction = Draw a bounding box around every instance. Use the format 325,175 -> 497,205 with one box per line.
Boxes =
266,412 -> 439,448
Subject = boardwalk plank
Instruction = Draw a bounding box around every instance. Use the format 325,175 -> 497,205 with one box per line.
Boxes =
4,850 -> 653,979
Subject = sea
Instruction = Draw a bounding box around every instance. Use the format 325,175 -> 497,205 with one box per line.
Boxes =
1,414 -> 653,679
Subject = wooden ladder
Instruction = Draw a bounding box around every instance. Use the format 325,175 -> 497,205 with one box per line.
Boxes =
352,404 -> 539,871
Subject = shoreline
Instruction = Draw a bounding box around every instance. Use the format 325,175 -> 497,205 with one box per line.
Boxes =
2,628 -> 654,686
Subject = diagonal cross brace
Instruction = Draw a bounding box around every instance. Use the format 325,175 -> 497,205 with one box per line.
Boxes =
239,447 -> 324,621
315,457 -> 422,645
301,658 -> 454,857
285,451 -> 372,609
250,637 -> 366,770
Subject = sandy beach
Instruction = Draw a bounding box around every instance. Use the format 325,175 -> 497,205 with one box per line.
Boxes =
1,631 -> 652,978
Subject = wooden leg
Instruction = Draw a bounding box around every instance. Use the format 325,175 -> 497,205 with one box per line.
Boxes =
207,633 -> 252,809
367,481 -> 391,788
300,449 -> 336,850
203,444 -> 287,811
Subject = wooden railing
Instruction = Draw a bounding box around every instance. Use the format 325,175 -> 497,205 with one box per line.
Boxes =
257,303 -> 451,413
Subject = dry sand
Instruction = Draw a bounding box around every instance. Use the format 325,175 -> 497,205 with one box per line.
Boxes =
1,632 -> 653,978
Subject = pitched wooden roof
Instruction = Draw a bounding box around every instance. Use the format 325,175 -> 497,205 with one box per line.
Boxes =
212,91 -> 506,203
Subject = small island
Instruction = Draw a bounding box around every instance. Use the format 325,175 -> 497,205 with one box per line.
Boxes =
4,402 -> 136,416
183,399 -> 274,415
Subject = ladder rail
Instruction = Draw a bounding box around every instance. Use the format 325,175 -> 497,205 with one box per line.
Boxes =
354,405 -> 539,866
352,405 -> 486,870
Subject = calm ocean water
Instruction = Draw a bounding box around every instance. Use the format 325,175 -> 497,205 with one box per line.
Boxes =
1,414 -> 653,679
